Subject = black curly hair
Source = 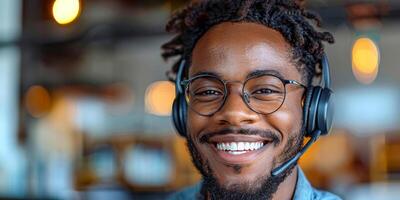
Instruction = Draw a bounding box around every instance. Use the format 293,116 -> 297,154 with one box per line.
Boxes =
161,0 -> 334,86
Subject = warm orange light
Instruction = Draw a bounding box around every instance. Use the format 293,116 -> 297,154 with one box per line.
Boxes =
52,0 -> 80,25
352,37 -> 380,84
145,81 -> 175,116
25,85 -> 52,118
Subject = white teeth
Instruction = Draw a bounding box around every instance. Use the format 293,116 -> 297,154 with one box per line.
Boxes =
237,142 -> 245,151
231,142 -> 238,151
216,142 -> 264,152
245,142 -> 250,150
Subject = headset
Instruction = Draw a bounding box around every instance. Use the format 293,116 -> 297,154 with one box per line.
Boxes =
172,54 -> 333,176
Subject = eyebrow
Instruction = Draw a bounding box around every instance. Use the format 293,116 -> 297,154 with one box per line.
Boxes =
190,71 -> 223,78
190,69 -> 286,80
247,69 -> 285,80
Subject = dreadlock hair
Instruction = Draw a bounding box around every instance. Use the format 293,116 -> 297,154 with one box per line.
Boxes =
161,0 -> 334,86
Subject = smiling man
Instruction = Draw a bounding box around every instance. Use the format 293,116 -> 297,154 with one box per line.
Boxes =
162,1 -> 341,200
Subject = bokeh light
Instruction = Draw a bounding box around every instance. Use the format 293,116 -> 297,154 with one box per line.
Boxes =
145,81 -> 175,116
52,0 -> 80,25
25,85 -> 52,118
352,37 -> 380,84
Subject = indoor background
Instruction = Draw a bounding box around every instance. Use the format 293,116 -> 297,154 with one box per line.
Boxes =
0,0 -> 399,199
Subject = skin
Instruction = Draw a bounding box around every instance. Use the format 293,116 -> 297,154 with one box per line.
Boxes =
187,22 -> 306,199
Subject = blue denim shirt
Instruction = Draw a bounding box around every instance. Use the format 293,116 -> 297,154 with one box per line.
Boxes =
167,167 -> 342,200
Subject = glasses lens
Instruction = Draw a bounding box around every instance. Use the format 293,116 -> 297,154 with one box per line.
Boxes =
244,75 -> 285,114
185,76 -> 225,116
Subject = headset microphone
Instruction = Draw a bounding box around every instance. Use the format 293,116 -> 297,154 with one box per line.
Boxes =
271,130 -> 321,176
271,54 -> 333,176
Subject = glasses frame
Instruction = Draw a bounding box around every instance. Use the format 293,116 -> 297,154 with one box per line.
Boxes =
181,73 -> 307,116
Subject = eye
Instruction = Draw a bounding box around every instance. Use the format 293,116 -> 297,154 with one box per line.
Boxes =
195,89 -> 223,96
192,88 -> 224,102
252,88 -> 280,94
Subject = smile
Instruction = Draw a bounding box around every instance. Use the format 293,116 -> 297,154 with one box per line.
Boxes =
206,134 -> 273,164
215,142 -> 264,155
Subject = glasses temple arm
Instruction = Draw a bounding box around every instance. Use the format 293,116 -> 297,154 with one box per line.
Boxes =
285,80 -> 307,89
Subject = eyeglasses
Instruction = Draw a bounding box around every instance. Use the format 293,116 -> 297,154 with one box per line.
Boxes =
181,73 -> 306,116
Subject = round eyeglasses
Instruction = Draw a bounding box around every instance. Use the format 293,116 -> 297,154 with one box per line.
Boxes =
181,73 -> 306,116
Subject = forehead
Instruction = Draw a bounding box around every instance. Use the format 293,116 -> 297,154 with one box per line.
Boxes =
190,22 -> 301,81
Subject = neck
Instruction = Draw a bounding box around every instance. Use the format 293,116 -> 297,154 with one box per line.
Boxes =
271,166 -> 298,200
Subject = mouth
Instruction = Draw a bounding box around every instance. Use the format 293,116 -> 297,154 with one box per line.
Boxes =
207,134 -> 273,165
215,141 -> 265,154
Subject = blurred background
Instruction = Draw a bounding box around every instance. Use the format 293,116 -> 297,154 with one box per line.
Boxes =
0,0 -> 399,199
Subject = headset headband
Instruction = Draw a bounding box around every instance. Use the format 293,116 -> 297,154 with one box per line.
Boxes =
175,59 -> 186,94
321,54 -> 331,89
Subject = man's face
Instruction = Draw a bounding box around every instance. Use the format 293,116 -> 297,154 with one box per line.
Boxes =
186,22 -> 305,198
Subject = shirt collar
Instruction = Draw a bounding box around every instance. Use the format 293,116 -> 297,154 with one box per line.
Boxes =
293,166 -> 314,200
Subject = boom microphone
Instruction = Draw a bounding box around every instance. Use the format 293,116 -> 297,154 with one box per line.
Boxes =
271,130 -> 321,176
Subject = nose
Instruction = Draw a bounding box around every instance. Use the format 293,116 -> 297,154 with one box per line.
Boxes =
213,86 -> 259,126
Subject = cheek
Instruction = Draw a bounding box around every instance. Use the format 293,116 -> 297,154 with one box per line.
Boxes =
266,94 -> 303,139
187,109 -> 207,139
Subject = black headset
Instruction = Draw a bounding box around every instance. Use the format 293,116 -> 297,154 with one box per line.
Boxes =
303,54 -> 333,138
172,59 -> 188,138
172,54 -> 334,176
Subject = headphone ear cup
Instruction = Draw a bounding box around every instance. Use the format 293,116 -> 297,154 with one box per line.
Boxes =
178,94 -> 187,136
172,98 -> 183,137
172,94 -> 187,137
303,87 -> 313,137
316,88 -> 333,136
307,87 -> 322,137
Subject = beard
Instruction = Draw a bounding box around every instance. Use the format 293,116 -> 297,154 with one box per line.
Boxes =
185,126 -> 304,200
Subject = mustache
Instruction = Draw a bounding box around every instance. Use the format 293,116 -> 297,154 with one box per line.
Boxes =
199,127 -> 281,146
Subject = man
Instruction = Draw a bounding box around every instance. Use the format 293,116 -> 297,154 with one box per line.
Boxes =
162,0 -> 341,199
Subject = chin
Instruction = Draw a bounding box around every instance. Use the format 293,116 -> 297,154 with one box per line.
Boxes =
212,164 -> 270,190
225,177 -> 266,192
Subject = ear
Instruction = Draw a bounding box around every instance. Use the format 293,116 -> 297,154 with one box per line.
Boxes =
301,91 -> 306,108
